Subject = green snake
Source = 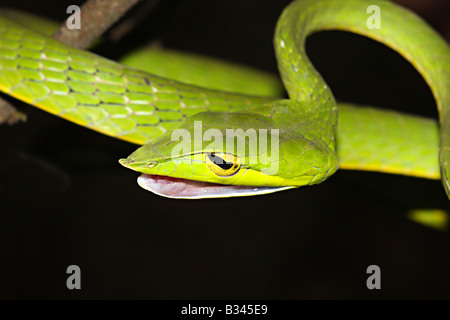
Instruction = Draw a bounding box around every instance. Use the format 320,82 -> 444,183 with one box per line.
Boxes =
0,0 -> 449,200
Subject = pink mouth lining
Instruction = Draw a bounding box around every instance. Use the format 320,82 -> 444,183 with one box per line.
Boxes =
136,174 -> 293,199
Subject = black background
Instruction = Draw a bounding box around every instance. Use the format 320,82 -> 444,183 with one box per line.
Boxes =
1,0 -> 450,299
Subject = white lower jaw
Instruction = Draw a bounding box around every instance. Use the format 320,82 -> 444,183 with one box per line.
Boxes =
137,174 -> 295,199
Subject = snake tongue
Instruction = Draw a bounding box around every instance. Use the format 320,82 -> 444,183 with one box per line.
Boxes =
137,174 -> 294,199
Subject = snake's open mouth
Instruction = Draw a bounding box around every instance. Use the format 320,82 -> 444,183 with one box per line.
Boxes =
137,174 -> 294,199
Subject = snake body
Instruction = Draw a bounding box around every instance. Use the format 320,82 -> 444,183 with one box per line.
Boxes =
0,0 -> 449,199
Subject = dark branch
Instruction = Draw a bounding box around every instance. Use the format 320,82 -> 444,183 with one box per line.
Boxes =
53,0 -> 140,49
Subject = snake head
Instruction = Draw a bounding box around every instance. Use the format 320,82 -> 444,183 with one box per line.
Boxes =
119,102 -> 337,199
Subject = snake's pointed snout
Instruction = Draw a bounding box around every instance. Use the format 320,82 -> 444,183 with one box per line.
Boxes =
118,157 -> 143,172
118,158 -> 134,169
119,157 -> 159,173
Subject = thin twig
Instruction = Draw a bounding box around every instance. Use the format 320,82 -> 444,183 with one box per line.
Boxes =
109,0 -> 160,42
0,99 -> 26,125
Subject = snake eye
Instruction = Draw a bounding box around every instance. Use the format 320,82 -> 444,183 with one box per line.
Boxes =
205,152 -> 241,176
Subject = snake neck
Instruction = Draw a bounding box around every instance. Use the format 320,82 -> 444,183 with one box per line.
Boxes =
275,0 -> 450,196
276,0 -> 450,112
